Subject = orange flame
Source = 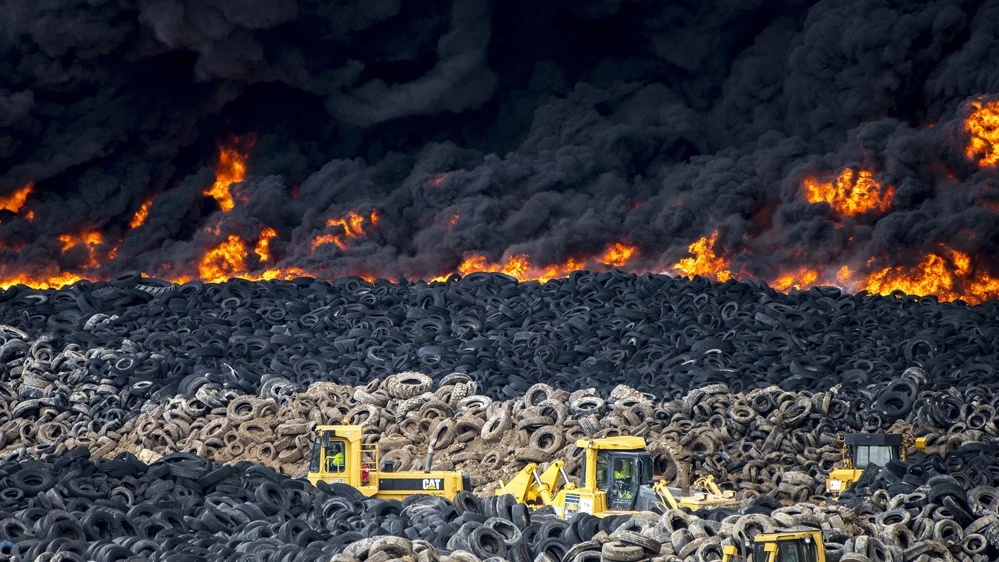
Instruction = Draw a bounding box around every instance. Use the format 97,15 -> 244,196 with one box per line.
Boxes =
205,134 -> 255,212
198,235 -> 248,283
859,248 -> 999,305
25,210 -> 34,222
965,97 -> 999,167
429,173 -> 450,186
770,267 -> 819,292
311,210 -> 380,251
129,199 -> 153,229
57,231 -> 105,269
0,271 -> 82,290
802,169 -> 893,216
600,242 -> 637,267
0,184 -> 32,214
255,227 -> 277,262
672,231 -> 732,282
432,241 -> 637,283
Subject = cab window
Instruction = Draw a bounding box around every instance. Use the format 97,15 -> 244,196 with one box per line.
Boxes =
326,441 -> 346,473
309,437 -> 322,472
775,542 -> 801,562
595,453 -> 609,489
854,445 -> 895,468
612,458 -> 637,499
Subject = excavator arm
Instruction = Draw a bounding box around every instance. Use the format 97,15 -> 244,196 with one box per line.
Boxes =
497,460 -> 566,506
651,480 -> 680,511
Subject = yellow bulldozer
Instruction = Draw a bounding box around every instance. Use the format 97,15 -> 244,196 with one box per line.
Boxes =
305,423 -> 471,500
496,435 -> 739,518
825,432 -> 925,496
722,530 -> 826,562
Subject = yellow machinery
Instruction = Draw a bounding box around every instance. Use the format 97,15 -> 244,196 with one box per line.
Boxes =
825,432 -> 926,495
305,423 -> 470,500
722,530 -> 826,562
496,436 -> 739,518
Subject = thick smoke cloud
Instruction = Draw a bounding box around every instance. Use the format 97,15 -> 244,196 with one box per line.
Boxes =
2,0 -> 999,291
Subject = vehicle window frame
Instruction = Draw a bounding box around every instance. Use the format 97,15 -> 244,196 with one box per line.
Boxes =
326,441 -> 346,473
309,437 -> 322,472
595,452 -> 609,490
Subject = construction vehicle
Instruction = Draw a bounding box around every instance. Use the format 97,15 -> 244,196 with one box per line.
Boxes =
825,432 -> 926,495
305,423 -> 471,500
722,529 -> 825,562
496,435 -> 739,518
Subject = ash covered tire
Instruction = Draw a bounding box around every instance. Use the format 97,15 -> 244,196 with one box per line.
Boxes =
601,540 -> 645,562
528,426 -> 564,455
387,372 -> 433,399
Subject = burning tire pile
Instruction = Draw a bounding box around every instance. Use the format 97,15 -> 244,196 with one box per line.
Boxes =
1,272 -> 998,561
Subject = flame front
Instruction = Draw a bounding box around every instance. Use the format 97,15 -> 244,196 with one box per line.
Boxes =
129,199 -> 152,229
859,249 -> 999,305
965,97 -> 999,167
0,271 -> 82,290
311,210 -> 380,251
770,267 -> 820,292
205,134 -> 254,212
0,184 -> 32,214
672,231 -> 732,282
433,241 -> 638,283
802,169 -> 893,216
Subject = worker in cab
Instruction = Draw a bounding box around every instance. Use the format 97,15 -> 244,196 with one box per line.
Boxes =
613,461 -> 635,499
327,443 -> 345,472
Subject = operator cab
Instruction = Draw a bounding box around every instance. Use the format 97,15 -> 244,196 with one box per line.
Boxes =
845,433 -> 902,468
581,449 -> 654,511
308,431 -> 349,476
752,537 -> 820,562
724,531 -> 824,562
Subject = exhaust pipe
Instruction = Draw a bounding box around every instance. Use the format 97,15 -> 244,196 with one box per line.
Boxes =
424,441 -> 436,473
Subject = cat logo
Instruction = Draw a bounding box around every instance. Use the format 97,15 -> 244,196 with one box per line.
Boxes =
422,479 -> 442,490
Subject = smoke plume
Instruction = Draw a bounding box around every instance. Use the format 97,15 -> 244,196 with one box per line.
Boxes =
3,0 -> 999,301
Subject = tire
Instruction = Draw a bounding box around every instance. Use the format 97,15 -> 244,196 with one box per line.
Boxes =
614,530 -> 660,554
601,541 -> 645,562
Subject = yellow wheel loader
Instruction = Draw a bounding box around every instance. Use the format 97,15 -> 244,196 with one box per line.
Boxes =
496,435 -> 739,518
722,530 -> 825,562
305,423 -> 470,500
825,432 -> 925,495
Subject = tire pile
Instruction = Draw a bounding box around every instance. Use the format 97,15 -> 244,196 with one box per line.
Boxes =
0,272 -> 998,561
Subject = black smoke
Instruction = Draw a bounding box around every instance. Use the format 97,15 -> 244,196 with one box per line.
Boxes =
2,0 -> 999,295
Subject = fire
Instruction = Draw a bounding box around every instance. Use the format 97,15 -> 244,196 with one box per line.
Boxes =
672,232 -> 732,282
432,241 -> 638,283
600,242 -> 636,267
447,214 -> 459,230
802,169 -> 893,216
428,173 -> 450,186
0,184 -> 32,214
770,267 -> 819,292
25,211 -> 34,222
198,235 -> 248,283
205,134 -> 254,212
57,231 -> 106,269
0,271 -> 82,291
859,249 -> 999,305
255,227 -> 277,262
964,97 -> 999,167
311,210 -> 380,251
129,199 -> 153,229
